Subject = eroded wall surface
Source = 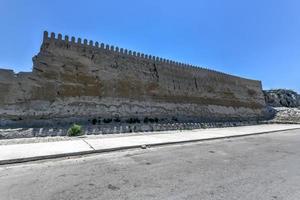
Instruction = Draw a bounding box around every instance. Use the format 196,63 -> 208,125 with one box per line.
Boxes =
0,31 -> 267,127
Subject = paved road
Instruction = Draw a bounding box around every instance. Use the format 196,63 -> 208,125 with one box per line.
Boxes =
1,129 -> 300,200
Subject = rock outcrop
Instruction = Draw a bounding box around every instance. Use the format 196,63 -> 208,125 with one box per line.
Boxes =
264,89 -> 300,108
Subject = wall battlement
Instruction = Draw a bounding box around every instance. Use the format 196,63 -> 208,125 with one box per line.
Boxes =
42,31 -> 259,85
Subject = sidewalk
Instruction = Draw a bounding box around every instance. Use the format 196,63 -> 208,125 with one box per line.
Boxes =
1,124 -> 300,165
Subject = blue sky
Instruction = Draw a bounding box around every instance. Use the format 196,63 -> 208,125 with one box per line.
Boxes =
0,0 -> 299,92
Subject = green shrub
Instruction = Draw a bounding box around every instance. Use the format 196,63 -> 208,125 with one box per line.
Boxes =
91,118 -> 97,125
172,117 -> 178,122
103,118 -> 112,123
126,118 -> 140,124
68,124 -> 83,136
148,118 -> 155,123
114,117 -> 121,122
144,117 -> 149,123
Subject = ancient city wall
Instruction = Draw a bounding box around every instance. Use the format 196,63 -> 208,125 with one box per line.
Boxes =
0,31 -> 267,127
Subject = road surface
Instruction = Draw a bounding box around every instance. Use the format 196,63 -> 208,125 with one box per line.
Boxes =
1,129 -> 300,200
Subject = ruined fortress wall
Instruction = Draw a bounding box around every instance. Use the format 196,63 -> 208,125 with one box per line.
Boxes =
0,31 -> 266,127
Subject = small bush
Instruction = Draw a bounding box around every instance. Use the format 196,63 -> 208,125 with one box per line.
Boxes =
144,117 -> 149,123
148,118 -> 155,123
134,118 -> 141,123
68,124 -> 83,136
114,117 -> 121,122
147,117 -> 159,123
103,118 -> 112,123
126,118 -> 140,124
91,118 -> 97,125
172,117 -> 178,122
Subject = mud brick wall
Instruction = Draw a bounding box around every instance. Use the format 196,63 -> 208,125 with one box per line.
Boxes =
0,31 -> 267,127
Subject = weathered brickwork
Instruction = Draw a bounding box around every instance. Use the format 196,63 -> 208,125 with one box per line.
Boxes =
0,31 -> 267,127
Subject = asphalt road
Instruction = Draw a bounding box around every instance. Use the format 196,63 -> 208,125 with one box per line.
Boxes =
1,129 -> 300,200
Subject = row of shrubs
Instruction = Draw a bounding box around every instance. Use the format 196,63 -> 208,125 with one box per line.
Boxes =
89,117 -> 178,125
69,117 -> 178,136
67,118 -> 159,136
67,119 -> 257,137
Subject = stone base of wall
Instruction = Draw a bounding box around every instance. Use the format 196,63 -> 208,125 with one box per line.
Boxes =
0,97 -> 267,128
0,120 -> 264,139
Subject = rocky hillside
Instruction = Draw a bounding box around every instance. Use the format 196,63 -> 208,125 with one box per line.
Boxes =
264,89 -> 300,124
264,89 -> 300,107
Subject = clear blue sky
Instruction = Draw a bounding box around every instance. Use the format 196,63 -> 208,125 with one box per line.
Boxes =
0,0 -> 299,92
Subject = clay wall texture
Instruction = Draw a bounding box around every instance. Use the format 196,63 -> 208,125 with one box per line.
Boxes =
0,31 -> 267,127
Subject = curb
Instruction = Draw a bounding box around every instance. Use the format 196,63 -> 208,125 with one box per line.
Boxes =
1,127 -> 300,165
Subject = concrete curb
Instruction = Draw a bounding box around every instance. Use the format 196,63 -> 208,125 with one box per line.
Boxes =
1,127 -> 300,166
